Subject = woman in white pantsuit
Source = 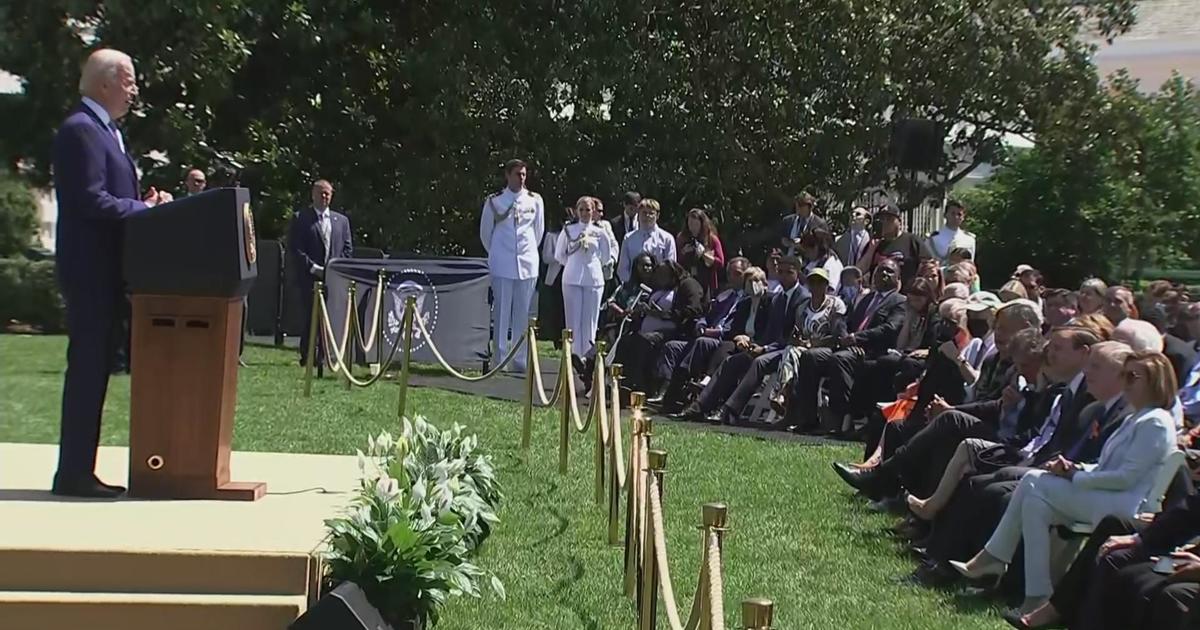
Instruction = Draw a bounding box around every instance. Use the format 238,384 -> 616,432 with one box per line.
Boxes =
555,196 -> 616,360
951,350 -> 1179,614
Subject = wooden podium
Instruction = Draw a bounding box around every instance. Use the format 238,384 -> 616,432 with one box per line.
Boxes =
122,187 -> 265,501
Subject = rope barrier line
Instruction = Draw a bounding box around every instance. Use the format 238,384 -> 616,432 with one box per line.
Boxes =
706,533 -> 726,630
648,475 -> 687,630
413,309 -> 524,381
610,370 -> 626,489
351,274 -> 387,353
319,288 -> 357,373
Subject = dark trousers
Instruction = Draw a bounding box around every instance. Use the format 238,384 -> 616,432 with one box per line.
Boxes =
926,469 -> 1025,564
657,339 -> 690,382
697,349 -> 784,415
850,353 -> 925,417
617,330 -> 671,392
58,279 -> 123,477
876,409 -> 998,497
1076,546 -> 1200,630
1047,515 -> 1139,627
793,347 -> 863,427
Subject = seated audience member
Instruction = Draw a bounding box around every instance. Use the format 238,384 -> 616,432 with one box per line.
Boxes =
851,277 -> 940,420
764,248 -> 784,294
766,269 -> 848,415
946,248 -> 981,293
834,206 -> 873,268
999,279 -> 1029,303
1077,277 -> 1108,315
833,310 -> 1050,501
1103,285 -> 1138,325
791,258 -> 907,433
951,351 -> 1179,616
907,340 -> 1131,523
859,298 -> 976,459
1009,490 -> 1200,630
1013,265 -> 1043,306
799,228 -> 843,291
680,256 -> 810,424
859,203 -> 933,288
946,261 -> 977,292
1069,311 -> 1116,341
590,252 -> 659,375
1141,303 -> 1197,384
613,260 -> 705,395
1180,301 -> 1199,345
838,266 -> 865,309
655,265 -> 772,413
917,257 -> 946,297
650,257 -> 749,404
961,292 -> 1003,398
942,282 -> 970,301
676,208 -> 725,300
1041,287 -> 1078,329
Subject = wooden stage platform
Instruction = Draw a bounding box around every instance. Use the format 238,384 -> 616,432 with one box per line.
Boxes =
0,443 -> 359,630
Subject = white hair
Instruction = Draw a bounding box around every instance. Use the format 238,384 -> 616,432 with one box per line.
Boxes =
78,48 -> 133,96
1112,318 -> 1163,353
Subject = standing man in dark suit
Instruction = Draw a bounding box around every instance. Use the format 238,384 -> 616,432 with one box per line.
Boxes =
52,49 -> 172,498
610,191 -> 641,245
777,192 -> 829,257
288,179 -> 353,367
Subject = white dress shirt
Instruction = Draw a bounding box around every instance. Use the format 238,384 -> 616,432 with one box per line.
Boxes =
928,227 -> 977,262
1021,371 -> 1086,459
480,187 -> 545,281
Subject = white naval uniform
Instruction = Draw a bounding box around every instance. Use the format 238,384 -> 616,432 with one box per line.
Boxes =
555,220 -> 615,357
927,227 -> 976,263
480,187 -> 545,369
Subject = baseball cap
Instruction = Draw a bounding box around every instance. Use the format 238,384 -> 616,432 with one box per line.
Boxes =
876,203 -> 902,218
806,267 -> 831,283
1014,264 -> 1037,276
965,291 -> 1002,312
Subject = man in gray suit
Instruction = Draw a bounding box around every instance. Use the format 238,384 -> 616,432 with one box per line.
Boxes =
834,206 -> 872,267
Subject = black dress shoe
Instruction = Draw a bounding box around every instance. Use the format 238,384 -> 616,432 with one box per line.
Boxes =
1001,610 -> 1032,630
676,403 -> 704,421
52,473 -> 126,499
831,462 -> 879,493
907,560 -> 959,588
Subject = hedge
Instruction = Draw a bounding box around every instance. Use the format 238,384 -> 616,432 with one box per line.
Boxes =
0,258 -> 65,332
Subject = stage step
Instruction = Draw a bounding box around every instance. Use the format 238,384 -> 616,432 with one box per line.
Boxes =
0,591 -> 308,630
0,547 -> 318,596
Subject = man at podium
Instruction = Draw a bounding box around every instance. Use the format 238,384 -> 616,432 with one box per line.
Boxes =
52,49 -> 171,498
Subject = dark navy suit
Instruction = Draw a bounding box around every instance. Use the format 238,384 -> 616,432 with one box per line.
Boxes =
52,103 -> 147,477
287,207 -> 353,364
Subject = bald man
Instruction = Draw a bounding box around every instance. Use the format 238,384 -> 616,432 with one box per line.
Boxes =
52,49 -> 170,498
183,168 -> 207,196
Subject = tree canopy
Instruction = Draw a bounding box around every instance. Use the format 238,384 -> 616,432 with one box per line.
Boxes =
0,0 -> 1136,258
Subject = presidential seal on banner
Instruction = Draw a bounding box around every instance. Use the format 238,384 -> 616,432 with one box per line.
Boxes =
383,268 -> 440,352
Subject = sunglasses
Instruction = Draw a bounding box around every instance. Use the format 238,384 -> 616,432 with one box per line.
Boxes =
1122,370 -> 1143,385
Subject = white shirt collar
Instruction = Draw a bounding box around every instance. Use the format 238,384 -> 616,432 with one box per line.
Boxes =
1067,371 -> 1086,395
313,206 -> 330,219
81,96 -> 112,127
782,282 -> 800,300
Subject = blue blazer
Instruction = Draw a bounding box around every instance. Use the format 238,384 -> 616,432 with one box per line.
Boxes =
52,104 -> 146,293
287,207 -> 353,288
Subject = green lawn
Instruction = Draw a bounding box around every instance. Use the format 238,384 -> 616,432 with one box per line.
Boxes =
0,335 -> 1003,629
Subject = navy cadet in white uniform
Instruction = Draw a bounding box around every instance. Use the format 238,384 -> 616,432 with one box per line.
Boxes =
480,159 -> 545,371
555,196 -> 617,360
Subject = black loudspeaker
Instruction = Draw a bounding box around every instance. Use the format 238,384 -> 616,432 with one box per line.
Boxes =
890,119 -> 942,171
246,239 -> 283,335
289,582 -> 399,630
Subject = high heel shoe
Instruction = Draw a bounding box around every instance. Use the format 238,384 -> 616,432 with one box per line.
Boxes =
949,554 -> 1006,587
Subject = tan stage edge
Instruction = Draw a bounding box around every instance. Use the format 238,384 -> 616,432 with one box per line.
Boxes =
0,443 -> 359,630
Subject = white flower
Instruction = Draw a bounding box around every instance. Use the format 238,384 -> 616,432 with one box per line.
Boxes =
374,476 -> 401,500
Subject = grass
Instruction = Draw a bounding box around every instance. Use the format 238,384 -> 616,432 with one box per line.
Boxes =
0,334 -> 1003,629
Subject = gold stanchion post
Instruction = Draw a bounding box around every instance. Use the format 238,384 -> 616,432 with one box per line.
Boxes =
521,318 -> 538,455
343,281 -> 357,390
638,449 -> 667,630
396,295 -> 415,420
741,598 -> 773,630
623,394 -> 649,597
592,340 -> 607,505
558,329 -> 573,474
607,363 -> 624,546
302,280 -> 323,397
